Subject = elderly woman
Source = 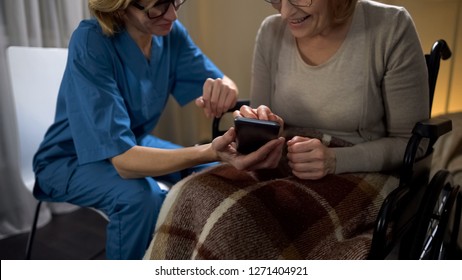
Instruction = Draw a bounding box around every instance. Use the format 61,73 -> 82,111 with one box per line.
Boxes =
32,0 -> 286,259
144,0 -> 428,259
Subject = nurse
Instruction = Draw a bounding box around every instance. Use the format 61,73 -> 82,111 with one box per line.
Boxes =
32,0 -> 285,259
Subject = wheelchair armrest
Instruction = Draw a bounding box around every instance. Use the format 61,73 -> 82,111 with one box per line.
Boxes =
401,117 -> 452,184
212,99 -> 250,139
411,117 -> 452,144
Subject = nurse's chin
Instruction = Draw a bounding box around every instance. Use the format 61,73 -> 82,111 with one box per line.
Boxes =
152,24 -> 173,36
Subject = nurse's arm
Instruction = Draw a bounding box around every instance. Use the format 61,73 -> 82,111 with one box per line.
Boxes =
110,128 -> 284,179
110,144 -> 219,179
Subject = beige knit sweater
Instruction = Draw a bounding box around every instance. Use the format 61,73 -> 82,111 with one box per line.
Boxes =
250,0 -> 429,174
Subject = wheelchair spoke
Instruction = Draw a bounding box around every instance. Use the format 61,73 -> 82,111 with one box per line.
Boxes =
419,188 -> 450,259
420,221 -> 439,259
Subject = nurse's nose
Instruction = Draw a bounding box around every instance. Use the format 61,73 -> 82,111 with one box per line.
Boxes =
163,3 -> 178,21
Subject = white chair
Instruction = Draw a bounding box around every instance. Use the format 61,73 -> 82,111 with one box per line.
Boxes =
6,46 -> 68,195
7,46 -> 170,259
6,46 -> 80,259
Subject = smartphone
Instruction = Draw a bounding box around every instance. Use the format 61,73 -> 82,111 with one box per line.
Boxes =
234,116 -> 280,154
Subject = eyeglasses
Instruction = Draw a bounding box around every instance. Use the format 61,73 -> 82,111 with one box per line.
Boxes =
264,0 -> 313,7
131,0 -> 187,19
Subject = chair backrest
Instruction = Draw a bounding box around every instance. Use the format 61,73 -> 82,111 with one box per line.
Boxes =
425,39 -> 452,112
6,46 -> 68,191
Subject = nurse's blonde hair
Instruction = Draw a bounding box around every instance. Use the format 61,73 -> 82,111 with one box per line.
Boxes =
329,0 -> 358,25
88,0 -> 133,36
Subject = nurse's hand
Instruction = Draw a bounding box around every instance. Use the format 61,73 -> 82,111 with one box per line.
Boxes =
195,75 -> 238,118
212,127 -> 285,171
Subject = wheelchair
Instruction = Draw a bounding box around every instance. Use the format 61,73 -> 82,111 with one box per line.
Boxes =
212,39 -> 461,260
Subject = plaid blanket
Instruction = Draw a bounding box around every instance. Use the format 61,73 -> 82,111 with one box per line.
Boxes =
144,163 -> 399,259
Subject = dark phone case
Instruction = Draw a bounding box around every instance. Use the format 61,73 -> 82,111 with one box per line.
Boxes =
234,117 -> 280,154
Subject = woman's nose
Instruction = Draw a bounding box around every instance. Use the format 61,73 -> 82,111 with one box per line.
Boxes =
279,0 -> 296,19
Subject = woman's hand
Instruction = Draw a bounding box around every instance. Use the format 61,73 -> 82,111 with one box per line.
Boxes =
234,105 -> 284,133
287,136 -> 336,180
195,76 -> 238,118
212,127 -> 285,171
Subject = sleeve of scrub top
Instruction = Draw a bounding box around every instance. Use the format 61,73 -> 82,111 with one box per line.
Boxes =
65,29 -> 136,165
169,21 -> 224,106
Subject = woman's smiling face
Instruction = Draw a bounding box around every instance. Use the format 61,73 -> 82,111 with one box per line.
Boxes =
272,0 -> 334,39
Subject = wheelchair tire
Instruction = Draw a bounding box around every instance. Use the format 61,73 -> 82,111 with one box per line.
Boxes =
409,170 -> 459,259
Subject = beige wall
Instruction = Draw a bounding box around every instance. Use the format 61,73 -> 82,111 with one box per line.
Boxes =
157,0 -> 461,145
179,0 -> 276,99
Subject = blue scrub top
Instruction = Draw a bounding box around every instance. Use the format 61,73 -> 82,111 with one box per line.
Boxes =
33,19 -> 223,177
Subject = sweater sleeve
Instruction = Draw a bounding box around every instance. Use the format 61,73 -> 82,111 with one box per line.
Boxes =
334,4 -> 429,174
250,15 -> 284,107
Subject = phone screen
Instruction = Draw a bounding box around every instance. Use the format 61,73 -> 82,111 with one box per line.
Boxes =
234,117 -> 280,154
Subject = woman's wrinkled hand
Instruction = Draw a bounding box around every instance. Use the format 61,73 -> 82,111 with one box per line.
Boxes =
287,136 -> 336,180
233,104 -> 284,133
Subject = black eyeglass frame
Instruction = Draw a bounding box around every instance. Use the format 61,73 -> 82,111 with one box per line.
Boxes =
263,0 -> 313,7
131,0 -> 187,19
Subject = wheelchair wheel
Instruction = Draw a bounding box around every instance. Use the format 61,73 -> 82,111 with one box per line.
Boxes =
410,170 -> 460,259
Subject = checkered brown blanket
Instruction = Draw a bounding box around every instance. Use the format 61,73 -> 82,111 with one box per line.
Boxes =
144,162 -> 399,259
